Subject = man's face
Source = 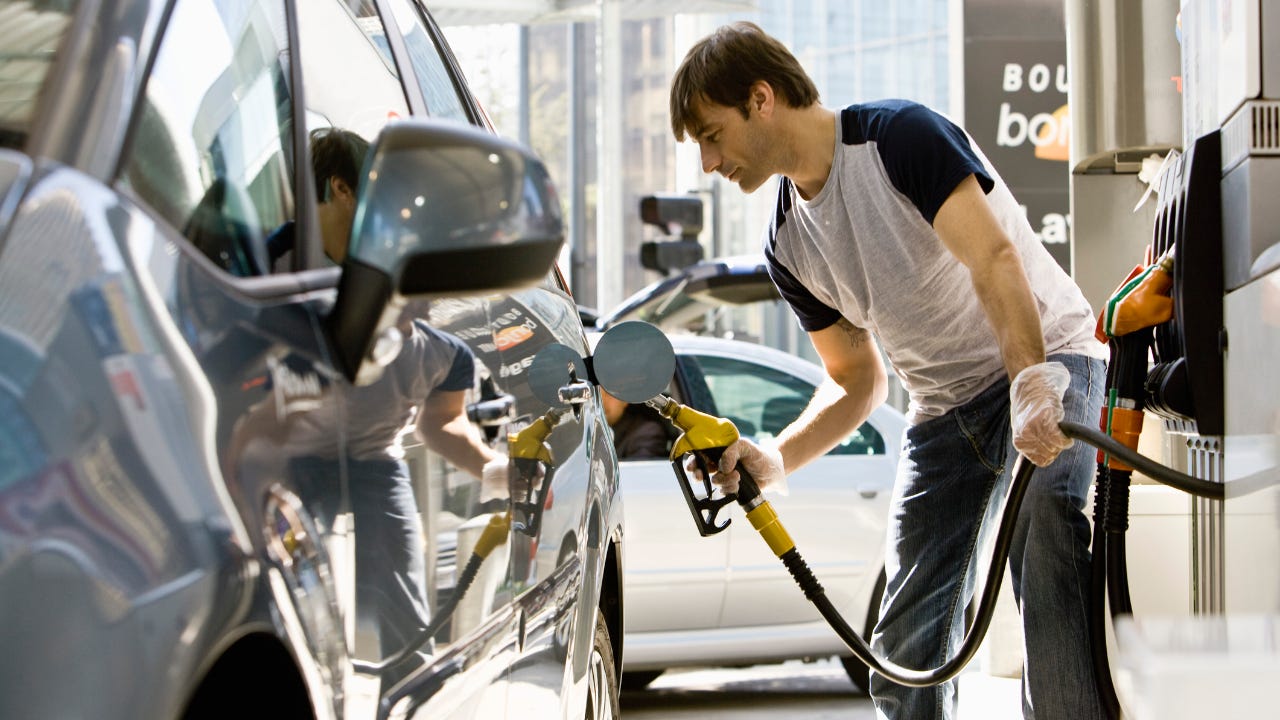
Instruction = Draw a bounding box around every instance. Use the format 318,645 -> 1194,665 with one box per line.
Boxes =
318,175 -> 357,263
690,96 -> 775,194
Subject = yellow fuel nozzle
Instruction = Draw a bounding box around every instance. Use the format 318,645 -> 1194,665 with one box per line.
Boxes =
506,406 -> 568,537
473,512 -> 512,558
646,396 -> 741,460
509,406 -> 568,463
644,395 -> 795,554
643,395 -> 742,536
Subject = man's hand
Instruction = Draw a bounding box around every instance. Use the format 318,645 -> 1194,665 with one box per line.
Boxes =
692,437 -> 787,495
1010,362 -> 1073,467
480,453 -> 511,502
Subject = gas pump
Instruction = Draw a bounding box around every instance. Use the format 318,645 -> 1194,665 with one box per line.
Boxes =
1065,1 -> 1280,716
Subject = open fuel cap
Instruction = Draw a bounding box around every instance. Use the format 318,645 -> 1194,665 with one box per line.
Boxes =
591,321 -> 675,402
526,321 -> 675,406
527,342 -> 589,407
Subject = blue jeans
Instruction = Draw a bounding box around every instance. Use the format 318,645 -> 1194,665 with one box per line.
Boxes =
290,455 -> 430,677
869,353 -> 1105,720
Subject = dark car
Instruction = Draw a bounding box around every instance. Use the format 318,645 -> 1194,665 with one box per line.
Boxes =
0,1 -> 623,718
595,254 -> 778,337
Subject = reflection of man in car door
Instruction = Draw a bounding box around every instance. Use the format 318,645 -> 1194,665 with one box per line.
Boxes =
234,127 -> 509,680
286,312 -> 507,675
265,127 -> 370,268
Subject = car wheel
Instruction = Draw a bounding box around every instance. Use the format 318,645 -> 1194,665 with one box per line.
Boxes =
840,568 -> 886,694
619,669 -> 663,691
584,612 -> 620,720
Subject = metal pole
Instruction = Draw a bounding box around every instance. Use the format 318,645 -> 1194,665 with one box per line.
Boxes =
568,22 -> 587,298
518,24 -> 530,148
596,0 -> 625,313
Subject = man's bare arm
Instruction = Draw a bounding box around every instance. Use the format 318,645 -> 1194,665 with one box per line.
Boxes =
774,317 -> 888,472
416,389 -> 499,479
933,174 -> 1045,380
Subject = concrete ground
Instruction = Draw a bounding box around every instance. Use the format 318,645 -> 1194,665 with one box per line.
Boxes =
620,658 -> 1023,719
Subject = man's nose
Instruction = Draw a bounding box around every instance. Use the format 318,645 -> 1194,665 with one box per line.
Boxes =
700,145 -> 720,174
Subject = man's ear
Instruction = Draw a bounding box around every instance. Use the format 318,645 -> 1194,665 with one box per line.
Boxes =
750,80 -> 775,116
326,176 -> 353,204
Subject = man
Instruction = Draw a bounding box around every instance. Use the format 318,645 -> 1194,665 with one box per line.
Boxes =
266,126 -> 370,267
244,126 -> 509,680
669,22 -> 1107,720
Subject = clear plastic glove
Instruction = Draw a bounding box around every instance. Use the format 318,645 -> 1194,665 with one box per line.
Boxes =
1010,361 -> 1073,467
480,453 -> 511,502
692,437 -> 787,496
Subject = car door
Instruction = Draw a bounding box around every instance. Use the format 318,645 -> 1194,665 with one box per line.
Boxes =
322,2 -> 616,717
671,345 -> 897,628
0,5 -> 326,716
111,0 -> 356,713
290,2 -> 549,717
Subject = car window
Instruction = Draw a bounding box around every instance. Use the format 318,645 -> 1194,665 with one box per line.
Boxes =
0,0 -> 78,150
119,0 -> 294,278
381,0 -> 471,123
680,353 -> 885,456
289,0 -> 409,274
296,0 -> 408,140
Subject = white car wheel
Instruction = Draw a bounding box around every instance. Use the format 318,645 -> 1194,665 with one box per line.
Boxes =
584,613 -> 620,720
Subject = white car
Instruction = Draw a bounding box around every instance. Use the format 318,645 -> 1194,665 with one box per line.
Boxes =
617,333 -> 906,691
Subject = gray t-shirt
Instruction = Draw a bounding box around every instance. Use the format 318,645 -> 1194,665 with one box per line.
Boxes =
343,320 -> 475,460
275,321 -> 475,461
764,100 -> 1105,423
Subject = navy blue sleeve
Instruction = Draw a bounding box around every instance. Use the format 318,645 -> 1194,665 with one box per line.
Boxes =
764,180 -> 841,332
265,220 -> 296,264
857,101 -> 994,224
414,320 -> 475,392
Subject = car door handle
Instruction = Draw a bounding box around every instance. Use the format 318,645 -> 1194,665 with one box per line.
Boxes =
558,380 -> 593,405
467,393 -> 516,427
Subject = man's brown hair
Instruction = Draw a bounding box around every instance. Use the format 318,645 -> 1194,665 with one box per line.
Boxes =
310,127 -> 370,202
669,21 -> 820,142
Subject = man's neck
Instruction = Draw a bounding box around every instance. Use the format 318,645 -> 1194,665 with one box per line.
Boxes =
787,106 -> 838,201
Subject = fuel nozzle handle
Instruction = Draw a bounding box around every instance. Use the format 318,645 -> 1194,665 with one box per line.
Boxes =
719,453 -> 798,560
647,395 -> 747,537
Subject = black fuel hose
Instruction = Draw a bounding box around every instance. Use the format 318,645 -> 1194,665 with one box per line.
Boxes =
351,551 -> 485,675
751,419 -> 1222,689
1088,466 -> 1122,719
1059,421 -> 1223,499
750,456 -> 1036,687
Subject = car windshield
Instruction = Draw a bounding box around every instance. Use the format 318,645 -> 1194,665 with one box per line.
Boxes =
0,0 -> 77,150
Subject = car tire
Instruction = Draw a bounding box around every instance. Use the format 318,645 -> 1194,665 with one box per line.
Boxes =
619,669 -> 663,691
585,612 -> 620,720
840,568 -> 886,694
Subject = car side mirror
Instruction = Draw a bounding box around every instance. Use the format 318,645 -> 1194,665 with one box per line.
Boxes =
327,119 -> 564,383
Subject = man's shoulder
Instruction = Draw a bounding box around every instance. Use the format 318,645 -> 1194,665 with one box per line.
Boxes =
843,98 -> 921,116
840,99 -> 941,146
